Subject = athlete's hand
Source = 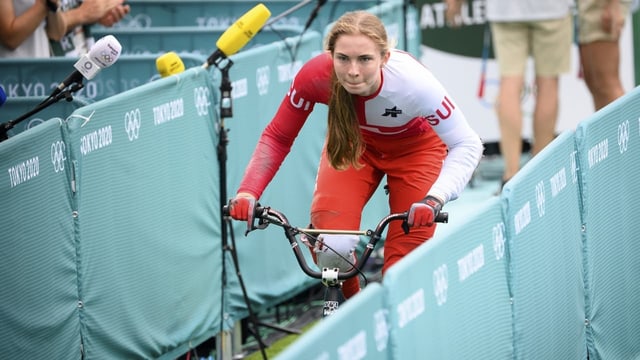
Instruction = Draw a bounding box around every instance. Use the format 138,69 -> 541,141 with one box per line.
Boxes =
228,193 -> 257,232
228,193 -> 256,220
407,195 -> 443,227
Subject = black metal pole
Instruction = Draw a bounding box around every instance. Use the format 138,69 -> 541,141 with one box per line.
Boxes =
215,60 -> 270,360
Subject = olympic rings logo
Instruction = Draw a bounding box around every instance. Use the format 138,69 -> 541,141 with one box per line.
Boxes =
51,141 -> 67,173
373,309 -> 389,352
194,86 -> 211,116
570,150 -> 579,184
256,66 -> 270,96
618,120 -> 629,154
535,181 -> 546,218
100,51 -> 113,64
124,109 -> 142,141
493,222 -> 506,261
433,264 -> 448,306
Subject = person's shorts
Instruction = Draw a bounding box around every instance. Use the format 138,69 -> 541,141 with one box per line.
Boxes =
577,0 -> 631,43
490,14 -> 573,77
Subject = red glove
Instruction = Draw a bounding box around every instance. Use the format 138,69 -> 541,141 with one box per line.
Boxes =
407,195 -> 443,227
228,193 -> 256,232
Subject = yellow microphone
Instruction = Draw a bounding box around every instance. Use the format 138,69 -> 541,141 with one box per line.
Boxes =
203,3 -> 271,68
156,51 -> 185,77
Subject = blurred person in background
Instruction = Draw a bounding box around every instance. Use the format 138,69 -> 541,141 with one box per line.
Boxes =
51,0 -> 129,56
446,0 -> 573,192
576,0 -> 631,110
0,0 -> 66,58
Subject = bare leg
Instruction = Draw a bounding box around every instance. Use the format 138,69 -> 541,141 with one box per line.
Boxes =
579,40 -> 625,110
531,75 -> 559,156
496,75 -> 524,181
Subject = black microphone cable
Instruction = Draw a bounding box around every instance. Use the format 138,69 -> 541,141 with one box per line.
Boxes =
289,0 -> 328,64
303,0 -> 328,33
262,0 -> 317,65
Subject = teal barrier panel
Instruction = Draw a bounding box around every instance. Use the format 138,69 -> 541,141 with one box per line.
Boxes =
93,25 -> 304,56
65,67 -> 222,359
0,119 -> 80,358
383,197 -> 512,359
275,283 -> 389,360
109,0 -> 377,31
501,131 -> 587,359
1,96 -> 89,138
0,54 -> 206,101
575,86 -> 640,360
221,31 -> 324,321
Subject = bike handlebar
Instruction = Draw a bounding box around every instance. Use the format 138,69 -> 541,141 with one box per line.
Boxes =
222,204 -> 448,281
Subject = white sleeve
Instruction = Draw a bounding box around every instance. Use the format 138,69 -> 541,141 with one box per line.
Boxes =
429,118 -> 484,203
400,56 -> 484,203
422,86 -> 483,203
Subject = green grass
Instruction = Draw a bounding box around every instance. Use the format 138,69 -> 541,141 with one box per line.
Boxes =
243,320 -> 320,359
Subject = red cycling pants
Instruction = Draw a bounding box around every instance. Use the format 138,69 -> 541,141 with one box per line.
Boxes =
309,129 -> 447,298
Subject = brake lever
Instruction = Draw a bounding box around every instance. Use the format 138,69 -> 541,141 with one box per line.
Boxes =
245,204 -> 269,235
402,220 -> 410,235
254,216 -> 269,230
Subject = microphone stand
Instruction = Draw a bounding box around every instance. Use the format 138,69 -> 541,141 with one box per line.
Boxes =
212,58 -> 300,360
0,83 -> 84,142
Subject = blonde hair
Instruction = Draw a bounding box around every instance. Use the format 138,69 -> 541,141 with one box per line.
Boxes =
324,11 -> 389,170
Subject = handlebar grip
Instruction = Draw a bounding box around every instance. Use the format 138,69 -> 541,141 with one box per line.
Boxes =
221,201 -> 264,218
400,210 -> 448,234
436,211 -> 448,223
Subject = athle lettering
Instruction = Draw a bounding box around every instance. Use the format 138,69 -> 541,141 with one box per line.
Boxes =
287,88 -> 311,111
426,96 -> 455,126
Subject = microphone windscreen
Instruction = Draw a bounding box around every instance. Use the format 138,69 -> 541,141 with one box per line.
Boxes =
88,35 -> 122,69
216,3 -> 271,57
156,52 -> 185,77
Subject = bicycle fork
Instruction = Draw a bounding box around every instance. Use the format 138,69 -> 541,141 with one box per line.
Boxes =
322,267 -> 345,317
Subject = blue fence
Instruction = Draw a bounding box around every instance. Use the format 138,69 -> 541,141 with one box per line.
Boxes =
275,87 -> 640,360
502,131 -> 586,359
383,197 -> 513,359
575,97 -> 640,359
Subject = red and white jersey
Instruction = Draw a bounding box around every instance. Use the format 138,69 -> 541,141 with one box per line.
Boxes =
239,50 -> 483,202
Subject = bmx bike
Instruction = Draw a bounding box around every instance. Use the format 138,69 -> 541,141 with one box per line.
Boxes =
223,204 -> 448,317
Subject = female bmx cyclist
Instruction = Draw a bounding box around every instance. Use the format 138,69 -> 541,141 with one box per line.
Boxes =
228,10 -> 483,299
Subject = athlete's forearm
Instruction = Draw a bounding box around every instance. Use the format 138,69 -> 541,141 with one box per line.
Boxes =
429,129 -> 483,203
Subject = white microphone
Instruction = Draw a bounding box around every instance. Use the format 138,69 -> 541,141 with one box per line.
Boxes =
48,35 -> 122,99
